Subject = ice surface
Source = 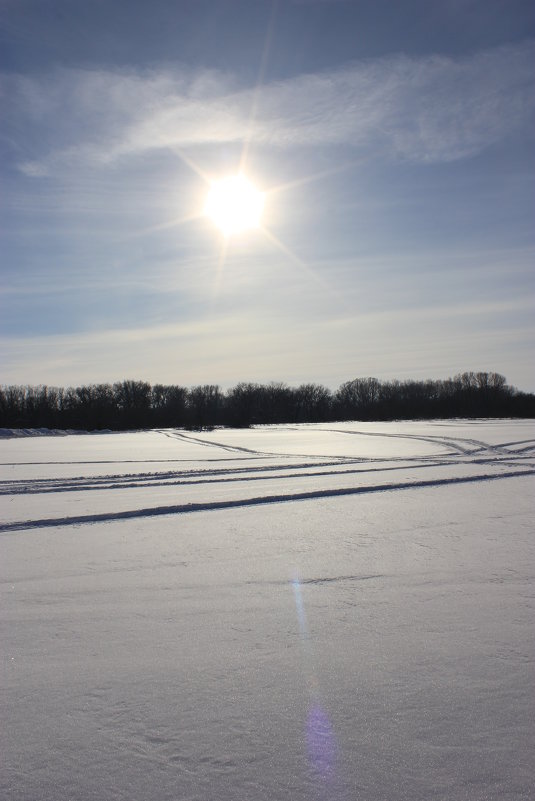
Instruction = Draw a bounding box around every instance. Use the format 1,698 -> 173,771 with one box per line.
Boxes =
1,420 -> 534,800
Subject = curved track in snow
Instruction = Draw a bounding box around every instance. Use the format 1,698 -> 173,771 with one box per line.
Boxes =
1,421 -> 533,532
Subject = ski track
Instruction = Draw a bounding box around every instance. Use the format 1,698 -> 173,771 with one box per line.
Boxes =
1,424 -> 533,533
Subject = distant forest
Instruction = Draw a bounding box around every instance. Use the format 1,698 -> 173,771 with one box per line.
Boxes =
1,372 -> 534,431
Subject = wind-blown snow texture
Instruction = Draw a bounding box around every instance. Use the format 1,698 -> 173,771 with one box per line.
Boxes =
1,420 -> 534,801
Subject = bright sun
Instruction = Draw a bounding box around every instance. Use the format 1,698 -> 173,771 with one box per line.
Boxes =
204,174 -> 265,237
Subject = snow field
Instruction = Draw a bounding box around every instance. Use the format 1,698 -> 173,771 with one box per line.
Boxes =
1,420 -> 534,800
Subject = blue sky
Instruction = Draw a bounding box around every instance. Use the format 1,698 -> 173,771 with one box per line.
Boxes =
1,0 -> 534,390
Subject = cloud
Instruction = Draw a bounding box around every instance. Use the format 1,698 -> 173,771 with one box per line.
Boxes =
3,40 -> 533,175
17,160 -> 50,177
2,292 -> 533,389
255,41 -> 535,159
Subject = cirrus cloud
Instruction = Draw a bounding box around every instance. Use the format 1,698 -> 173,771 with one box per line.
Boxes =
3,39 -> 533,176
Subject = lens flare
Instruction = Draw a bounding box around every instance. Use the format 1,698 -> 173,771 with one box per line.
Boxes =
291,576 -> 338,783
292,577 -> 308,638
307,703 -> 337,778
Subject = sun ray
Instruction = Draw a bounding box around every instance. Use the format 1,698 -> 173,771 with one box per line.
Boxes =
266,157 -> 366,197
151,0 -> 356,315
239,0 -> 279,174
259,226 -> 332,291
127,212 -> 202,240
259,226 -> 311,271
210,235 -> 230,300
259,225 -> 354,312
169,145 -> 214,186
122,149 -> 216,242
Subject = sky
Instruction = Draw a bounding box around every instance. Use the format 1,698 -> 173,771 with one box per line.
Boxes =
1,0 -> 534,392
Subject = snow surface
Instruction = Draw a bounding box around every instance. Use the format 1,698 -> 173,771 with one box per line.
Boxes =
1,420 -> 534,800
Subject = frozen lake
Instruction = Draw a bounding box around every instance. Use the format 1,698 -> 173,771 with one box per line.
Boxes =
1,420 -> 534,800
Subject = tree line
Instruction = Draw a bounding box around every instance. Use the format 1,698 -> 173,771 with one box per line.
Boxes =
0,372 -> 533,431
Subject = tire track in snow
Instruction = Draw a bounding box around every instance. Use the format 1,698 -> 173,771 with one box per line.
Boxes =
0,460 -> 449,495
159,426 -> 510,461
322,428 -> 520,456
156,429 -> 273,456
2,468 -> 533,533
498,440 -> 535,453
0,458 -> 262,466
4,448 -> 532,495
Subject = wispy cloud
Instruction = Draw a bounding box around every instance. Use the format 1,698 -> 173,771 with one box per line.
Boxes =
4,40 -> 533,177
2,290 -> 533,388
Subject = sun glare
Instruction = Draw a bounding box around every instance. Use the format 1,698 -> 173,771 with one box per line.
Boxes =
204,174 -> 265,237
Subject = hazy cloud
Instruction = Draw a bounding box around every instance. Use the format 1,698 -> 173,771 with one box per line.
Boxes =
3,40 -> 533,175
2,293 -> 533,388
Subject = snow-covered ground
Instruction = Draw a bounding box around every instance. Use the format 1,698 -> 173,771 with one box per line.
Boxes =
1,420 -> 534,800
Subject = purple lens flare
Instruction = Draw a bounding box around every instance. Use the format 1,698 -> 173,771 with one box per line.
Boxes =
291,576 -> 338,781
306,702 -> 337,778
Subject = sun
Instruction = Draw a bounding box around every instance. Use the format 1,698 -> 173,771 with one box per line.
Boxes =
204,174 -> 265,237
